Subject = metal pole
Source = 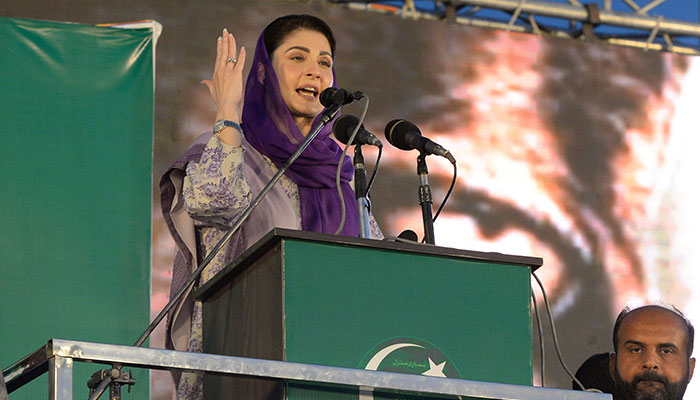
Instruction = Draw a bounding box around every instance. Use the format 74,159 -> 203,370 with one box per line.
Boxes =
417,154 -> 435,244
353,146 -> 371,238
455,0 -> 700,36
49,356 -> 73,400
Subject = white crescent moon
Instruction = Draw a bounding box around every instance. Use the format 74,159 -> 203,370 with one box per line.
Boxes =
359,343 -> 424,400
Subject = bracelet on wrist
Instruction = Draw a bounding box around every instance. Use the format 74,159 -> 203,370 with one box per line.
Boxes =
213,119 -> 243,135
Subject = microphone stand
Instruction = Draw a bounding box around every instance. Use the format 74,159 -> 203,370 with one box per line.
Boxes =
417,153 -> 435,245
86,105 -> 341,400
353,145 -> 371,238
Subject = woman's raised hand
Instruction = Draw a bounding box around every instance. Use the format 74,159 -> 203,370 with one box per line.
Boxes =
202,28 -> 246,143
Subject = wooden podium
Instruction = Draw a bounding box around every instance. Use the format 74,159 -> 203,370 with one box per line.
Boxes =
197,228 -> 542,399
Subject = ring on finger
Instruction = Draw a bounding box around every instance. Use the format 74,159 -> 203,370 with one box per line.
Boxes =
226,57 -> 237,64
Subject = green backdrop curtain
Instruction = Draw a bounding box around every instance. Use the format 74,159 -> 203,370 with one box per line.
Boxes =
0,16 -> 154,399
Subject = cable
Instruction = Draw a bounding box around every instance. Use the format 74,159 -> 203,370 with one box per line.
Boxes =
334,95 -> 370,235
531,271 -> 586,391
366,145 -> 382,195
432,159 -> 457,222
382,235 -> 418,244
531,288 -> 545,386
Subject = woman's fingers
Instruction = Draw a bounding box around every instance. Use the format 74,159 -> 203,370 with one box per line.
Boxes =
206,28 -> 245,120
214,29 -> 242,72
234,46 -> 246,73
214,31 -> 224,73
221,29 -> 230,66
228,32 -> 237,62
222,32 -> 239,69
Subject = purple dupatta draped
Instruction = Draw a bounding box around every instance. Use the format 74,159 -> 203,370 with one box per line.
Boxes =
241,31 -> 360,236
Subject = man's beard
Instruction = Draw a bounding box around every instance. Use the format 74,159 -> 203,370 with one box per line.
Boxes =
613,367 -> 689,400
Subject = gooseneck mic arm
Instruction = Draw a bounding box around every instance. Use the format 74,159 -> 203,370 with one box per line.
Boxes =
134,104 -> 340,348
417,154 -> 436,245
88,105 -> 341,400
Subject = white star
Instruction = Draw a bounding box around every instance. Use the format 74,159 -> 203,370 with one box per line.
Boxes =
421,357 -> 447,377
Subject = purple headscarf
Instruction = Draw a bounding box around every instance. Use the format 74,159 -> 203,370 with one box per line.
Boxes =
241,28 -> 360,236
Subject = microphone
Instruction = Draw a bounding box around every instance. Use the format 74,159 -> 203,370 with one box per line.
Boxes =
384,119 -> 456,164
333,115 -> 382,147
398,229 -> 419,242
320,87 -> 364,107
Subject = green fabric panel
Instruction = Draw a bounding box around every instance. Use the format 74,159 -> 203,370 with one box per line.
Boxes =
0,17 -> 152,398
283,240 -> 532,399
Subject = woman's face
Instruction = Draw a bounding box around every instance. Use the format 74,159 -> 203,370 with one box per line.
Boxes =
271,28 -> 334,127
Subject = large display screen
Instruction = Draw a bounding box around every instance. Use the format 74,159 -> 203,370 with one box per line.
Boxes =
145,3 -> 700,398
151,6 -> 700,394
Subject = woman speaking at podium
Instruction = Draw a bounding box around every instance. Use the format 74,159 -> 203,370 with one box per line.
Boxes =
159,14 -> 382,398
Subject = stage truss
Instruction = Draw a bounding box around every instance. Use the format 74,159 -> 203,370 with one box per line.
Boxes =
323,0 -> 700,55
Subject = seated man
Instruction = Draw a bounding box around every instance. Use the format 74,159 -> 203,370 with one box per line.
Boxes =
609,305 -> 695,400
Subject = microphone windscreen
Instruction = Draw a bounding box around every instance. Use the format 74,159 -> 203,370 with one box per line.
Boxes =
398,229 -> 419,242
333,114 -> 360,145
384,119 -> 421,151
320,87 -> 344,107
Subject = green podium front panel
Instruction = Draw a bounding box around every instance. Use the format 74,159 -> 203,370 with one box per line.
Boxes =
200,229 -> 536,399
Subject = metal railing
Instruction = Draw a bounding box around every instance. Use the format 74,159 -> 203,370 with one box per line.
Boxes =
2,338 -> 611,399
327,0 -> 700,55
